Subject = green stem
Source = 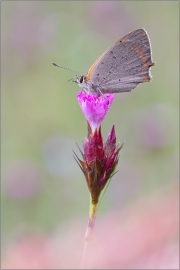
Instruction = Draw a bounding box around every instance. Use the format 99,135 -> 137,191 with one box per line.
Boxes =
81,195 -> 97,268
89,198 -> 97,222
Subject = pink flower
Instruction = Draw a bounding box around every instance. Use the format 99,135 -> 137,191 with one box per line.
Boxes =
77,91 -> 114,133
75,91 -> 123,244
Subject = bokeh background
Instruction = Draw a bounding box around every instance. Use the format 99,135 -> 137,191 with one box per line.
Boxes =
1,1 -> 179,269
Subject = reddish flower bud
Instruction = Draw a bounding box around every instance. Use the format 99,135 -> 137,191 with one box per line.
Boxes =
74,123 -> 123,204
104,125 -> 116,157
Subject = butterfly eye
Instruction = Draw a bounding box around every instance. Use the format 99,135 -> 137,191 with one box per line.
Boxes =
80,76 -> 84,83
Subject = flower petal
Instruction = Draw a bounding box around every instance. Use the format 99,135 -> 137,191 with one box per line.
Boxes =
77,91 -> 114,133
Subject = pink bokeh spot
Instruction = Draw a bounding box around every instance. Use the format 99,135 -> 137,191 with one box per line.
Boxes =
77,91 -> 114,133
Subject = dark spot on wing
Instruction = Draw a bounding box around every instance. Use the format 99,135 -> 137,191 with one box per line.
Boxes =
120,40 -> 122,43
113,56 -> 116,59
110,51 -> 113,54
101,62 -> 104,64
97,73 -> 99,76
109,71 -> 111,74
119,79 -> 121,81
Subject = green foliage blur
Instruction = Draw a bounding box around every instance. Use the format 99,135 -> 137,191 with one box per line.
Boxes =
1,1 -> 179,267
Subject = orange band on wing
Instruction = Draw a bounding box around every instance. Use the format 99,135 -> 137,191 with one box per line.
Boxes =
87,53 -> 105,80
131,45 -> 153,82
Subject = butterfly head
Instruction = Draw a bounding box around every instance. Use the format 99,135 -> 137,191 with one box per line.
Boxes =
76,75 -> 86,86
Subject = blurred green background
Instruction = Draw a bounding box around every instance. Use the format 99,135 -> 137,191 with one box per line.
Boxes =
1,1 -> 179,269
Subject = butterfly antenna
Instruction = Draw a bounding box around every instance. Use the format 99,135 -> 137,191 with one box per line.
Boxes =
67,77 -> 76,83
52,62 -> 80,75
